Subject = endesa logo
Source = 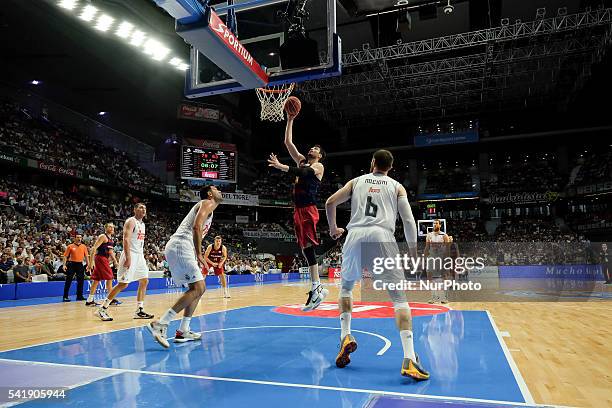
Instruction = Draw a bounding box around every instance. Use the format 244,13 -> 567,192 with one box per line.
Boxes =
273,301 -> 450,318
210,14 -> 254,66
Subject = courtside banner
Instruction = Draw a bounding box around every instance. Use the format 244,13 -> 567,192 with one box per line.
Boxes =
499,265 -> 604,280
12,274 -> 302,300
180,189 -> 259,206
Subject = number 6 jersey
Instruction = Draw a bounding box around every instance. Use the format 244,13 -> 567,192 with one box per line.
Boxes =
346,173 -> 401,233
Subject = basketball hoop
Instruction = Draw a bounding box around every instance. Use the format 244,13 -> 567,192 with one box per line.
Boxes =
255,83 -> 295,122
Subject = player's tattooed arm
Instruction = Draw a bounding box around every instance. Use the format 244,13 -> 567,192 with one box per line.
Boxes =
325,179 -> 354,240
284,119 -> 306,165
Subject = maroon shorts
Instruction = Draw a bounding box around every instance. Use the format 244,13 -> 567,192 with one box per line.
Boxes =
92,255 -> 113,281
294,205 -> 319,248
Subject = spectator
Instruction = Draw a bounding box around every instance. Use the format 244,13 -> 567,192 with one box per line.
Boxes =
13,258 -> 31,283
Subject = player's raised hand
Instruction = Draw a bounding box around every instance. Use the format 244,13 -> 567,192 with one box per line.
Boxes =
329,226 -> 345,240
267,153 -> 282,169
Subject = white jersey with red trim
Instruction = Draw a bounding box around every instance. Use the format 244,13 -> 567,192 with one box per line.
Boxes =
170,201 -> 214,246
126,216 -> 145,255
346,173 -> 401,233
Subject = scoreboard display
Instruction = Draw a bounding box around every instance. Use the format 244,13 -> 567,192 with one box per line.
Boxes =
180,145 -> 237,183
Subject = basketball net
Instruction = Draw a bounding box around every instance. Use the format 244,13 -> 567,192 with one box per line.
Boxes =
255,83 -> 295,122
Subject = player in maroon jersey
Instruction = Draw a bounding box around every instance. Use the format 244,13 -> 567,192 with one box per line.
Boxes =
204,236 -> 229,298
267,113 -> 328,311
86,223 -> 119,306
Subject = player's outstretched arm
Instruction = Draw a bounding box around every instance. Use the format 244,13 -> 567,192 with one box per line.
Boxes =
325,180 -> 354,240
284,119 -> 306,165
397,185 -> 417,256
193,200 -> 215,266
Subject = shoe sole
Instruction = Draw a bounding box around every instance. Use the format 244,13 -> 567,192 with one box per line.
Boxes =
96,312 -> 113,322
335,340 -> 357,368
401,370 -> 430,381
146,324 -> 170,349
174,337 -> 201,343
134,315 -> 154,319
302,289 -> 329,312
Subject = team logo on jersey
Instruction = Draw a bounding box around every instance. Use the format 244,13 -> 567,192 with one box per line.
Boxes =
368,187 -> 381,193
137,232 -> 145,240
273,301 -> 450,318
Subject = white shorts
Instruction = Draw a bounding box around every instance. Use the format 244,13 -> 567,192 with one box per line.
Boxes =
341,227 -> 403,283
341,227 -> 407,303
165,238 -> 203,286
117,252 -> 149,283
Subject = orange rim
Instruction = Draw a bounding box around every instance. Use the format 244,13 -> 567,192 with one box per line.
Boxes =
256,83 -> 295,94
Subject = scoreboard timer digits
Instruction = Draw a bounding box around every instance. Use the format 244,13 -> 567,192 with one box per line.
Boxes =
181,146 -> 237,183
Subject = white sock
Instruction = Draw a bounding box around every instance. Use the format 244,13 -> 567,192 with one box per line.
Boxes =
311,281 -> 320,290
137,301 -> 144,310
102,298 -> 111,308
179,317 -> 191,333
400,330 -> 416,360
340,312 -> 351,339
159,309 -> 177,325
87,294 -> 94,302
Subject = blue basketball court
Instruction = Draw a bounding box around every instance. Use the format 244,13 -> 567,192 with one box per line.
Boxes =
0,302 -> 540,407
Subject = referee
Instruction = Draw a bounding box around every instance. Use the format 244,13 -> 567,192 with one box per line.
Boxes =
601,243 -> 611,284
62,234 -> 89,302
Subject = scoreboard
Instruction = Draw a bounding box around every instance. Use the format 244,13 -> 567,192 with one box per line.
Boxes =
180,145 -> 237,183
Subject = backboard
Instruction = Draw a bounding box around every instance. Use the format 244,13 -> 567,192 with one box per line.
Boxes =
417,219 -> 447,238
180,0 -> 341,97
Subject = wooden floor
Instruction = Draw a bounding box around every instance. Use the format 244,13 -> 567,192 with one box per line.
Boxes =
0,282 -> 610,408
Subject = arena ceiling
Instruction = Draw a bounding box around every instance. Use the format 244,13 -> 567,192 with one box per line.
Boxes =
1,0 -> 611,147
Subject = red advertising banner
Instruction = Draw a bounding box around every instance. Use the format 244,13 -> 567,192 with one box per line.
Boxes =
184,138 -> 237,152
328,267 -> 341,280
208,10 -> 269,84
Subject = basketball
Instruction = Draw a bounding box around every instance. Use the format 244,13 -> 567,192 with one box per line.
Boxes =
284,96 -> 301,118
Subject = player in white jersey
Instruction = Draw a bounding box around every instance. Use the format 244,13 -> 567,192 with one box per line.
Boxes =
325,150 -> 429,381
147,186 -> 223,348
96,203 -> 154,321
424,219 -> 450,304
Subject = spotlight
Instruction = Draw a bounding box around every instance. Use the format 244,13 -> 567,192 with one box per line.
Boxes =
79,5 -> 98,22
58,0 -> 78,10
95,14 -> 114,32
130,30 -> 146,47
115,22 -> 133,38
98,111 -> 106,116
30,80 -> 41,85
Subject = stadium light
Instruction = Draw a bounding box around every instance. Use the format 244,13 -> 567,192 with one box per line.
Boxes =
95,14 -> 114,32
130,30 -> 146,47
143,39 -> 170,61
79,5 -> 98,22
58,0 -> 78,10
30,80 -> 41,85
116,22 -> 133,39
98,111 -> 107,116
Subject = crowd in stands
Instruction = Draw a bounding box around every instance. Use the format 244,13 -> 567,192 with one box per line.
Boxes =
423,166 -> 474,194
483,155 -> 564,192
570,147 -> 612,186
0,101 -> 164,192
